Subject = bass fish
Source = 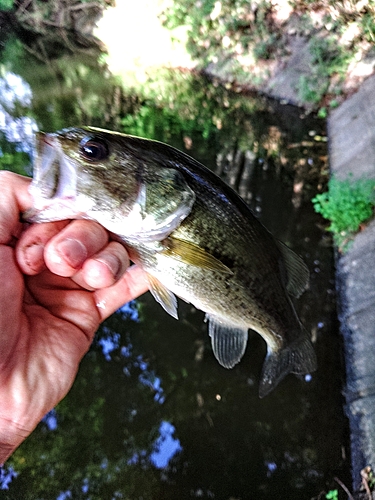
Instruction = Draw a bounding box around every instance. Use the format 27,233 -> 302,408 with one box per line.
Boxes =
25,127 -> 317,397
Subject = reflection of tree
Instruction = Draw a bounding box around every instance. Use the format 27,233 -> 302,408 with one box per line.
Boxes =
121,69 -> 264,151
0,131 -> 30,175
0,1 -> 139,132
2,306 -> 163,499
8,0 -> 111,58
0,35 -> 141,131
0,286 -> 345,499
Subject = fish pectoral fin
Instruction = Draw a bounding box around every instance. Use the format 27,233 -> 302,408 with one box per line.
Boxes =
258,332 -> 317,398
206,314 -> 248,369
146,273 -> 179,320
163,237 -> 233,274
276,239 -> 309,298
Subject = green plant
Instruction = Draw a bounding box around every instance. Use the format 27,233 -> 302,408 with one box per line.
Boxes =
0,151 -> 30,176
310,37 -> 351,76
361,12 -> 375,42
298,74 -> 326,104
317,107 -> 327,118
0,0 -> 13,11
325,489 -> 338,500
162,0 -> 280,65
312,175 -> 375,251
297,36 -> 352,104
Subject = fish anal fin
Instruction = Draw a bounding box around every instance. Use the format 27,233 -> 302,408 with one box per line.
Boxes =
206,314 -> 248,369
259,332 -> 317,398
276,239 -> 309,298
146,273 -> 178,319
163,237 -> 233,274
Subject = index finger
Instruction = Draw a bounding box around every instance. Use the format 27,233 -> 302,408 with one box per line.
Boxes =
94,265 -> 149,321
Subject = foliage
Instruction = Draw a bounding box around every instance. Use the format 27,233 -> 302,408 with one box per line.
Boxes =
297,36 -> 353,104
120,69 -> 265,151
325,489 -> 338,500
0,0 -> 13,10
312,175 -> 375,250
0,37 -> 24,71
0,36 -> 134,132
0,151 -> 30,175
361,11 -> 375,42
163,0 -> 375,109
12,0 -> 113,34
122,98 -> 200,143
0,131 -> 31,176
162,0 -> 281,67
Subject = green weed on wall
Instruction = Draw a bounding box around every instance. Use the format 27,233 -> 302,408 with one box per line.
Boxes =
312,174 -> 375,251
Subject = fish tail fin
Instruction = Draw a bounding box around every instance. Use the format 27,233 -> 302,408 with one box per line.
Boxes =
258,332 -> 317,398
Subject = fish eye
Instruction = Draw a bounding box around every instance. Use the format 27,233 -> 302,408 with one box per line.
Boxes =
80,137 -> 109,162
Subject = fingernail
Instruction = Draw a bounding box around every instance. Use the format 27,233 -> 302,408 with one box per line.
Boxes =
96,254 -> 122,280
57,238 -> 87,269
24,243 -> 45,273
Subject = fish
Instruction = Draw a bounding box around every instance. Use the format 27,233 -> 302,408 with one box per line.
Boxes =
24,126 -> 317,397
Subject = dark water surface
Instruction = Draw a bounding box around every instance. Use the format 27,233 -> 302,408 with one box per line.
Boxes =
0,38 -> 350,499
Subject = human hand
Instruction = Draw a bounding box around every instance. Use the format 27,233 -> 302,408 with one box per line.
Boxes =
0,171 -> 149,463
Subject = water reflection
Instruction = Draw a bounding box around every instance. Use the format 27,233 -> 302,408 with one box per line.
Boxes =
0,49 -> 350,499
0,72 -> 36,172
0,467 -> 17,491
42,409 -> 58,431
151,421 -> 182,469
0,75 -> 36,140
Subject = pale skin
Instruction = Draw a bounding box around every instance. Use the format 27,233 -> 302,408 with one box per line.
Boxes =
0,171 -> 149,464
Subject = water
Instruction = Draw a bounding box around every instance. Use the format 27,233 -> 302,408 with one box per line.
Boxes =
0,34 -> 350,499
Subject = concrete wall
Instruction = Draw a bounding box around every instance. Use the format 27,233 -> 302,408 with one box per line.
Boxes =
328,73 -> 375,486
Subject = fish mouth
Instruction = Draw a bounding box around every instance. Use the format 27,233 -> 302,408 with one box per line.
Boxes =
24,132 -> 88,223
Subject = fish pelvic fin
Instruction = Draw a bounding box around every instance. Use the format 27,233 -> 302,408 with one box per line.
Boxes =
258,332 -> 317,398
207,315 -> 248,369
146,273 -> 178,319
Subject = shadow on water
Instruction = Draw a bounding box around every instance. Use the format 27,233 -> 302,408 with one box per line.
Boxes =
0,31 -> 350,500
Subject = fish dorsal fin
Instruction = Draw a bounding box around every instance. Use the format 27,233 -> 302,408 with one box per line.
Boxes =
146,273 -> 179,319
276,240 -> 309,298
162,237 -> 233,274
206,314 -> 248,369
